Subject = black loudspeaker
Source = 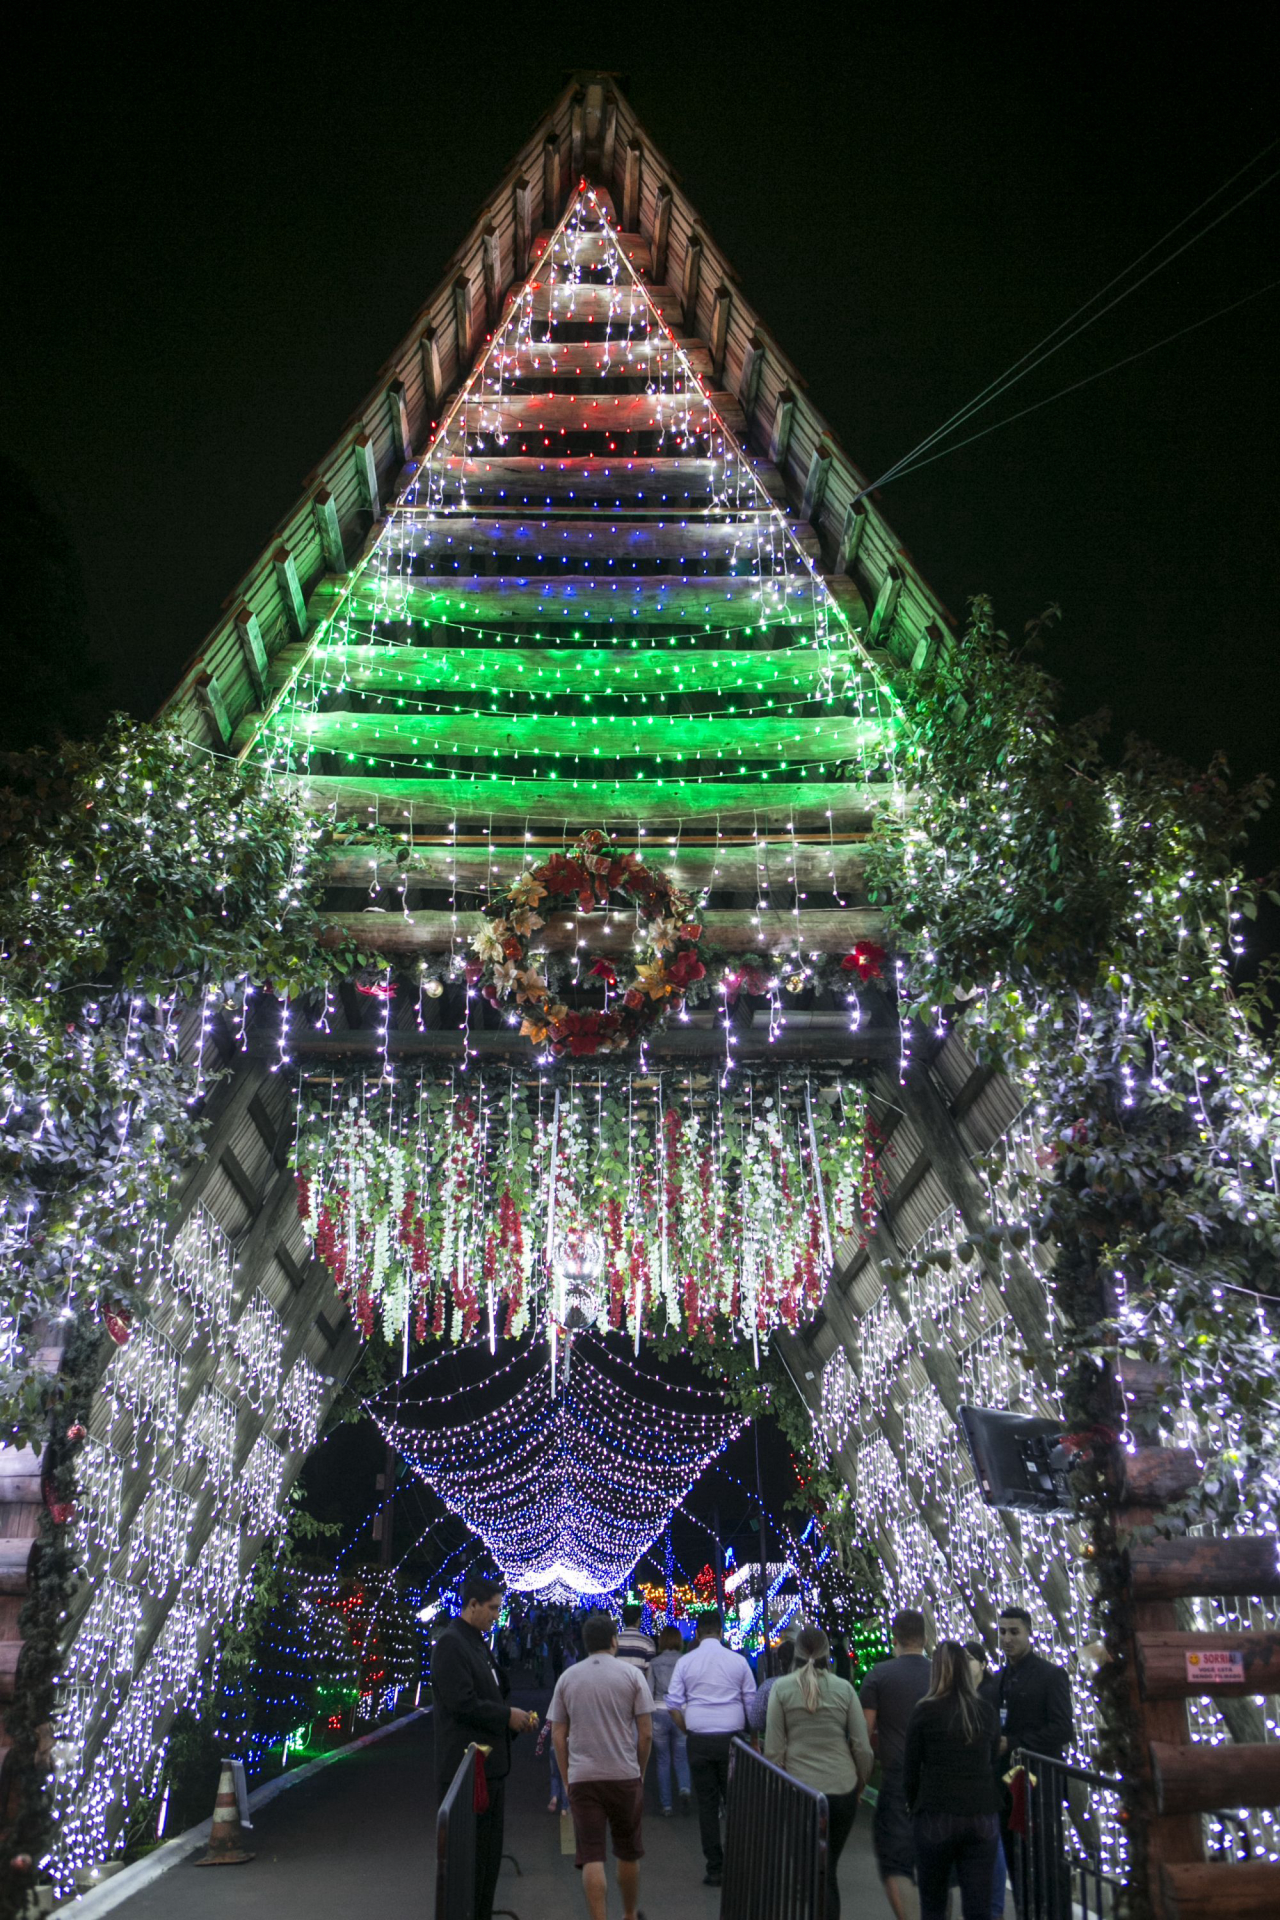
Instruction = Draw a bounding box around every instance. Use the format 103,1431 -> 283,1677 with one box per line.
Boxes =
958,1405 -> 1072,1513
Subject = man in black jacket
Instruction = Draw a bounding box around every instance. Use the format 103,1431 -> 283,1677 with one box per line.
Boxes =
432,1573 -> 534,1920
985,1607 -> 1073,1916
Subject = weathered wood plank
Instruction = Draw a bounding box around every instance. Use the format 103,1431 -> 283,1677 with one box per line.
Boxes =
439,392 -> 720,434
287,708 -> 882,761
1160,1860 -> 1280,1920
1152,1739 -> 1280,1814
1127,1537 -> 1280,1602
381,514 -> 820,562
297,643 -> 865,700
295,773 -> 886,827
529,283 -> 682,324
1136,1630 -> 1280,1699
339,572 -> 827,627
272,1025 -> 899,1064
490,338 -> 713,380
531,229 -> 651,273
409,455 -> 721,503
1122,1448 -> 1201,1506
321,842 -> 867,891
322,903 -> 883,957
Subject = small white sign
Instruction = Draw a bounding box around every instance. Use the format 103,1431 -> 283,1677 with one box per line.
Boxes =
1184,1648 -> 1245,1685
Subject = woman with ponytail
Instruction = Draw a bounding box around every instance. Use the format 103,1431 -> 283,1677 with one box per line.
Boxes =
764,1626 -> 873,1919
903,1639 -> 1002,1920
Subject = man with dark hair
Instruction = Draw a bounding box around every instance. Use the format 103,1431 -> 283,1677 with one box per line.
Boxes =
860,1609 -> 931,1920
988,1607 -> 1073,1915
616,1601 -> 656,1676
550,1610 -> 653,1920
432,1574 -> 534,1920
666,1609 -> 756,1887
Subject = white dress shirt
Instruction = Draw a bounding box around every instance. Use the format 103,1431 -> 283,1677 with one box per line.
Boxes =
665,1635 -> 757,1734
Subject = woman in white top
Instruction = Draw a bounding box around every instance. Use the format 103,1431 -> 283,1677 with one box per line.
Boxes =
646,1625 -> 692,1815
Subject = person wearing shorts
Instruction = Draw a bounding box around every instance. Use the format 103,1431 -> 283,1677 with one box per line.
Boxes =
550,1611 -> 653,1920
861,1609 -> 932,1920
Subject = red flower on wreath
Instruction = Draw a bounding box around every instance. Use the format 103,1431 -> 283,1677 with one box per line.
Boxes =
839,941 -> 888,982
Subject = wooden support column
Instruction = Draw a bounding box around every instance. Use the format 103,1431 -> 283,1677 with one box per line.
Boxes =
739,332 -> 767,419
233,606 -> 268,705
601,94 -> 618,186
868,565 -> 902,645
802,443 -> 833,524
312,487 -> 346,575
387,377 -> 412,467
621,140 -> 641,232
769,386 -> 796,467
681,230 -> 703,335
481,222 -> 502,325
709,284 -> 732,383
839,498 -> 868,573
911,621 -> 943,675
420,322 -> 443,417
453,274 -> 474,371
570,92 -> 585,180
543,133 -> 562,220
194,669 -> 231,747
352,431 -> 380,519
272,545 -> 307,638
513,175 -> 533,277
651,183 -> 672,283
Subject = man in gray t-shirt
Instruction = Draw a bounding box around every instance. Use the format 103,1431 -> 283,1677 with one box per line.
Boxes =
551,1612 -> 653,1920
860,1610 -> 932,1920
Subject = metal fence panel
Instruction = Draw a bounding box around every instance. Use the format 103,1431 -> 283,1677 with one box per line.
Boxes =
435,1743 -> 478,1920
1012,1747 -> 1125,1920
721,1737 -> 829,1920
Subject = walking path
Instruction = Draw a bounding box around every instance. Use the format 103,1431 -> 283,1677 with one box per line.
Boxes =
109,1686 -> 885,1918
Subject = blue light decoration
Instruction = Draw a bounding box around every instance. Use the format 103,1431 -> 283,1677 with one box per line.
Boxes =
374,1335 -> 744,1601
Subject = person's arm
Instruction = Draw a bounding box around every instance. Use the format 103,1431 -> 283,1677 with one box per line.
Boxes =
903,1709 -> 924,1812
746,1678 -> 768,1732
636,1712 -> 653,1778
433,1636 -> 517,1740
1018,1662 -> 1074,1757
552,1718 -> 570,1788
860,1673 -> 879,1754
740,1654 -> 758,1709
763,1681 -> 785,1768
846,1687 -> 875,1788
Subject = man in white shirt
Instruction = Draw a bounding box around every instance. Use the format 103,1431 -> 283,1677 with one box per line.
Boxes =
665,1609 -> 756,1887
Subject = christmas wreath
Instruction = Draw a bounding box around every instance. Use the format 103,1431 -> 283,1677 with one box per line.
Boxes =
468,829 -> 706,1057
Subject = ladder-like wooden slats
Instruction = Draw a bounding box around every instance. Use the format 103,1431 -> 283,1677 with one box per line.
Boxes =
444,392 -> 715,433
301,645 -> 853,698
407,456 -> 733,502
528,283 -> 682,323
320,905 -> 885,957
532,229 -> 652,271
381,515 -> 813,560
343,573 -> 823,626
500,340 -> 713,379
298,774 -> 887,827
284,708 -> 881,761
322,842 -> 868,891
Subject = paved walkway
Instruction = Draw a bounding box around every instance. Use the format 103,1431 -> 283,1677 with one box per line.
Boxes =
114,1687 -> 886,1919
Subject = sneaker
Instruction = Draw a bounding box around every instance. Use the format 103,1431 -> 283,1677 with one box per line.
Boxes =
661,1806 -> 673,1816
679,1791 -> 692,1815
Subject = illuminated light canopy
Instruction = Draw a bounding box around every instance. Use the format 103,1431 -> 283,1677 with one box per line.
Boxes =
374,1335 -> 744,1598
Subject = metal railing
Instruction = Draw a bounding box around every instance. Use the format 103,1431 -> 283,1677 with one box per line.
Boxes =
721,1736 -> 829,1920
1011,1747 -> 1126,1920
435,1744 -> 478,1920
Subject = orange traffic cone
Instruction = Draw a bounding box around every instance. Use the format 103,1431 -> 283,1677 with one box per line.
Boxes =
193,1762 -> 255,1866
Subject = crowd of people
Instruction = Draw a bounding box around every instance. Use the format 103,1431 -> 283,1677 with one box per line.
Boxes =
430,1577 -> 1073,1920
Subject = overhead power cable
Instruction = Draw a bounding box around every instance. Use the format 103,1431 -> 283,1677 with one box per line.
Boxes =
857,140 -> 1280,502
883,276 -> 1280,485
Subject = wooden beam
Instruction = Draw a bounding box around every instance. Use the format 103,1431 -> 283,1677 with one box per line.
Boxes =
1122,1448 -> 1201,1506
482,222 -> 502,325
312,487 -> 346,575
709,285 -> 732,384
530,283 -> 682,326
911,621 -> 944,675
352,432 -> 380,518
543,133 -> 563,222
802,445 -> 833,524
769,387 -> 796,468
868,565 -> 903,645
540,230 -> 653,274
682,231 -> 703,335
388,377 -> 413,466
622,140 -> 641,232
651,184 -> 672,283
739,334 -> 767,418
233,606 -> 268,706
601,95 -> 618,185
1136,1630 -> 1280,1699
336,570 -> 834,628
1152,1739 -> 1280,1814
513,175 -> 533,277
299,642 -> 862,701
321,841 -> 867,892
453,274 -> 474,368
1127,1537 -> 1280,1602
420,323 -> 443,414
272,545 -> 307,637
398,454 -> 723,506
379,512 -> 822,564
839,499 -> 868,573
275,1025 -> 899,1065
570,92 -> 585,179
320,904 -> 884,958
289,708 -> 882,763
432,391 -> 717,435
1160,1860 -> 1280,1920
296,773 -> 885,828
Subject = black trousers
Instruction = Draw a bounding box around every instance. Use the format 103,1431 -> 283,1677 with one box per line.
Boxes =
475,1775 -> 506,1920
913,1810 -> 1000,1920
825,1788 -> 860,1920
685,1730 -> 734,1874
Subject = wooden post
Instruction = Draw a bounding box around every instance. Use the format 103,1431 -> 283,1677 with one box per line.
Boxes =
867,565 -> 902,645
601,93 -> 618,187
839,498 -> 868,573
312,487 -> 345,575
513,175 -> 533,277
420,322 -> 443,416
272,545 -> 307,638
387,377 -> 413,467
621,140 -> 641,232
768,386 -> 795,467
194,669 -> 231,747
802,443 -> 833,524
709,284 -> 732,383
911,620 -> 943,675
739,332 -> 767,418
481,221 -> 502,325
651,183 -> 672,283
681,230 -> 703,335
570,91 -> 585,181
543,132 -> 562,221
352,431 -> 380,519
233,606 -> 268,706
452,274 -> 474,371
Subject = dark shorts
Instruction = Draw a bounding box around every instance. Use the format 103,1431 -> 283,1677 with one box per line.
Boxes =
873,1779 -> 916,1882
567,1777 -> 644,1867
